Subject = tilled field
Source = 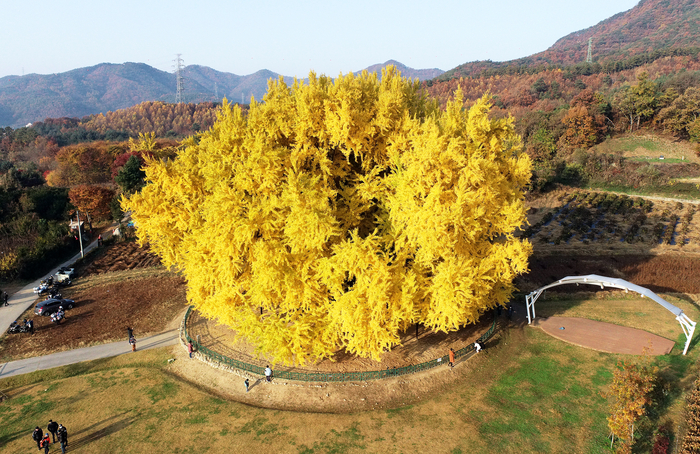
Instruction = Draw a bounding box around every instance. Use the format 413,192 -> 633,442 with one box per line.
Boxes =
78,241 -> 162,275
517,254 -> 700,294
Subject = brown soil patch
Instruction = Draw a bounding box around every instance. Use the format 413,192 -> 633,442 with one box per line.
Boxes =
187,310 -> 496,372
78,241 -> 162,276
516,254 -> 700,294
171,318 -> 511,414
0,268 -> 187,361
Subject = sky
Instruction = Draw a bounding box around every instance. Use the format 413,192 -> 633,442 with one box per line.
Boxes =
0,0 -> 641,79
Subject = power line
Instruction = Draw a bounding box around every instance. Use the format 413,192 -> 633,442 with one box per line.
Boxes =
174,54 -> 185,104
586,37 -> 593,63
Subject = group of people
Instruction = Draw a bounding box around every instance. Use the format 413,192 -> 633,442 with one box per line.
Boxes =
447,341 -> 484,368
32,420 -> 68,453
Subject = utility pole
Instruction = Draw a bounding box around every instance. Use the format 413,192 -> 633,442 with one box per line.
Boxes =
76,210 -> 84,258
586,37 -> 593,63
174,54 -> 185,104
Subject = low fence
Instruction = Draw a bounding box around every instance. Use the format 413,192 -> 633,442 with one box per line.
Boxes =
182,306 -> 499,382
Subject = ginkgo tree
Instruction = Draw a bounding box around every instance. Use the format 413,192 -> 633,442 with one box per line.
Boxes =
124,66 -> 532,365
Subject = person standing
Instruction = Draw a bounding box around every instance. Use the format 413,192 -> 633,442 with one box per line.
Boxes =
40,433 -> 50,454
3,291 -> 8,306
129,335 -> 136,352
264,366 -> 272,383
47,419 -> 58,442
32,426 -> 43,450
448,348 -> 455,368
474,341 -> 482,353
244,378 -> 250,393
187,342 -> 194,358
57,424 -> 68,454
98,234 -> 103,246
26,319 -> 34,334
126,327 -> 133,342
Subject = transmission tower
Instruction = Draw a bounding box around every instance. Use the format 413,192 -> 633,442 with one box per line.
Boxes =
174,54 -> 185,104
586,37 -> 593,63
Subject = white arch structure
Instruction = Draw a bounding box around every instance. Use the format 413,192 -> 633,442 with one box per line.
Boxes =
525,274 -> 697,355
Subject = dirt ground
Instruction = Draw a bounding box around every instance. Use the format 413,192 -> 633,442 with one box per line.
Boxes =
77,241 -> 162,275
517,253 -> 700,294
170,318 -> 512,414
0,242 -> 185,361
186,310 -> 495,372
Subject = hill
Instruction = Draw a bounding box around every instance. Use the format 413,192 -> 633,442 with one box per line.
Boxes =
0,60 -> 441,128
441,0 -> 700,79
357,60 -> 443,80
0,63 -> 292,128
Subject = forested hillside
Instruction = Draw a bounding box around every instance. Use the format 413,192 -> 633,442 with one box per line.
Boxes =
441,0 -> 700,80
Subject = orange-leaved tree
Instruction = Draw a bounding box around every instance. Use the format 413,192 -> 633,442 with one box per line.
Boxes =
69,185 -> 115,222
604,359 -> 657,453
123,67 -> 532,364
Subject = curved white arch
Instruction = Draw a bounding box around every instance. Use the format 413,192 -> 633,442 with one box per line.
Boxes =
525,274 -> 696,355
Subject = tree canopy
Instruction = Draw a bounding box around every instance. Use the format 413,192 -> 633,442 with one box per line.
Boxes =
124,67 -> 532,365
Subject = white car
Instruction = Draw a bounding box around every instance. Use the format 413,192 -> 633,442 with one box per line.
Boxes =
56,267 -> 75,277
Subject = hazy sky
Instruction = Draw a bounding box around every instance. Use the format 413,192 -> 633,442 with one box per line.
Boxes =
1,0 -> 640,79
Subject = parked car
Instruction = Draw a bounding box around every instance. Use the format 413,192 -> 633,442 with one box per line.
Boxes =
34,298 -> 75,316
55,267 -> 75,280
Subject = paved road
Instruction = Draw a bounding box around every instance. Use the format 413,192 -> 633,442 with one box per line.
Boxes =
0,329 -> 179,378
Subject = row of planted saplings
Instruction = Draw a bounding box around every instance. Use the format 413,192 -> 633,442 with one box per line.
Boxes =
528,191 -> 657,244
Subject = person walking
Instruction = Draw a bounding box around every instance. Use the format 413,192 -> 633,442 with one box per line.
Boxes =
3,291 -> 8,306
507,304 -> 514,320
32,426 -> 43,450
98,234 -> 103,247
40,433 -> 50,454
57,424 -> 68,454
126,326 -> 133,342
187,342 -> 194,358
244,378 -> 250,393
129,335 -> 136,352
448,348 -> 455,368
47,419 -> 58,443
264,366 -> 272,383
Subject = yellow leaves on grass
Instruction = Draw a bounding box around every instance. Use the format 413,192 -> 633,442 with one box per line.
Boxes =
124,66 -> 532,365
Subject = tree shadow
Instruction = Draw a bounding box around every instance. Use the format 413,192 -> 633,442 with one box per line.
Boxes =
0,428 -> 33,446
69,412 -> 136,450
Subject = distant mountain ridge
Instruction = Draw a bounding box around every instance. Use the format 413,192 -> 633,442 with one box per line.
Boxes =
0,61 -> 443,128
441,0 -> 700,79
356,60 -> 444,81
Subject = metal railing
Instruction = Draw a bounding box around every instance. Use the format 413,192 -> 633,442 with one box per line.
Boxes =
182,306 -> 498,382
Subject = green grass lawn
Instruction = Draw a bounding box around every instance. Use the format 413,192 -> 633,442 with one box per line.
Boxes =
2,312 -> 696,453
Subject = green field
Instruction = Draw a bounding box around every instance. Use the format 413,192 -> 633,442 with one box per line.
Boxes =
1,306 -> 696,453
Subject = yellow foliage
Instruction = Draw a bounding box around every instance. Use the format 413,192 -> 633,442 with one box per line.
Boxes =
124,66 -> 532,365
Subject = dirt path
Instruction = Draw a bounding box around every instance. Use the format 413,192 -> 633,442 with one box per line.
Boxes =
171,318 -> 510,414
588,189 -> 700,205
